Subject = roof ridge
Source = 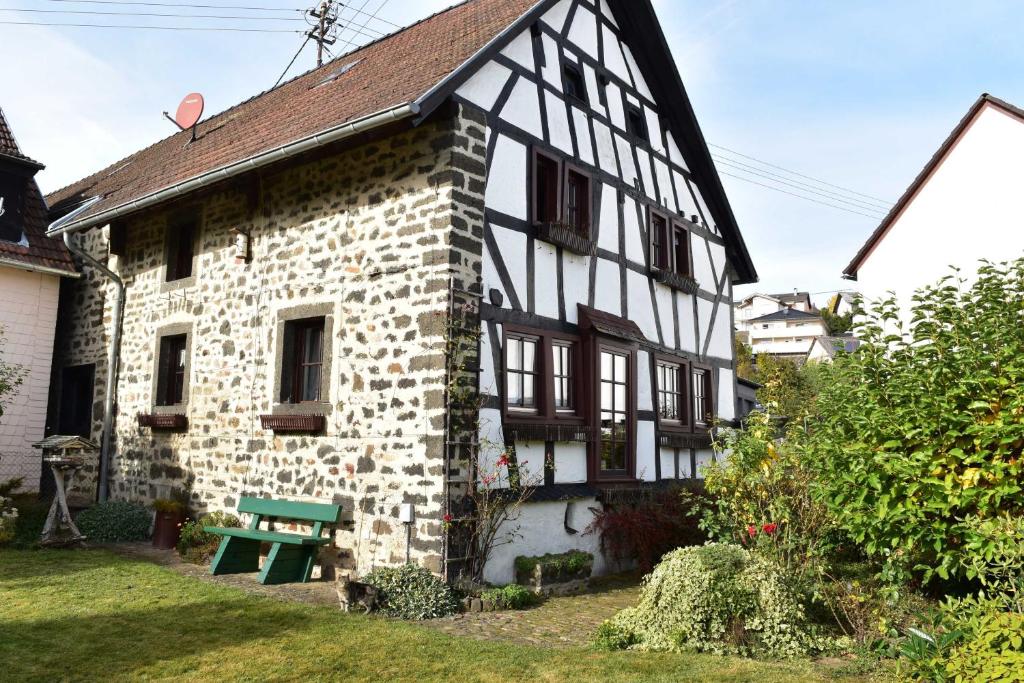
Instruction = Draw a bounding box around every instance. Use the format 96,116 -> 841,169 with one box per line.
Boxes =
46,0 -> 478,202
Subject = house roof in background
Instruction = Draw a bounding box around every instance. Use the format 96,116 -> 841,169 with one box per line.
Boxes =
0,109 -> 76,276
809,335 -> 861,359
844,93 -> 1024,278
749,307 -> 822,323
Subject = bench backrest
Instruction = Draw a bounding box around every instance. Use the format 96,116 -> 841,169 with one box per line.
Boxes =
238,496 -> 341,525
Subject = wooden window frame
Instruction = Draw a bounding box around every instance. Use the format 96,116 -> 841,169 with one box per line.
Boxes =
503,329 -> 542,417
562,61 -> 588,106
163,211 -> 199,284
155,333 -> 188,408
649,209 -> 670,271
654,353 -> 692,433
672,221 -> 694,278
531,147 -> 562,227
282,317 -> 326,405
626,103 -> 649,143
563,163 -> 592,238
691,363 -> 716,432
502,325 -> 584,425
587,338 -> 638,483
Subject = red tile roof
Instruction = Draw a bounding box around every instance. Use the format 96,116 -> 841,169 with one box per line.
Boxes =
45,0 -> 538,227
0,109 -> 76,276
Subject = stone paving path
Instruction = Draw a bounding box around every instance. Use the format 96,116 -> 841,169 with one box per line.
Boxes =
104,543 -> 640,649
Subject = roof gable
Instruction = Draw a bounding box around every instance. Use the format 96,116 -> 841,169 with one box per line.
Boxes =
750,307 -> 821,323
844,93 -> 1024,278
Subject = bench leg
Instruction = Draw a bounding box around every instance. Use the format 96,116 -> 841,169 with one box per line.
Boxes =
210,536 -> 261,576
258,543 -> 317,585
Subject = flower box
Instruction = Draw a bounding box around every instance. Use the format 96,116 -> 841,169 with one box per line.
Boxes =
259,414 -> 326,434
537,222 -> 596,257
652,268 -> 700,294
515,550 -> 593,596
137,413 -> 188,431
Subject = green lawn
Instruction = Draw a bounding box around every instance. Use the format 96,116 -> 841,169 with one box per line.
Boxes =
0,550 -> 879,682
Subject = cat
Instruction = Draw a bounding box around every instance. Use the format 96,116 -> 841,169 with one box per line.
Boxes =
334,572 -> 378,613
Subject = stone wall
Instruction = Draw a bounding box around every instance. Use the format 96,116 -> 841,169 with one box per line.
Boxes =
50,103 -> 488,577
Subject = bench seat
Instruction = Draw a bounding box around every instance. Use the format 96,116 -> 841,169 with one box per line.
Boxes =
204,527 -> 331,546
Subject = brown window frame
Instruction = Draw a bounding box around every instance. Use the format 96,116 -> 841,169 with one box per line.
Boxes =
156,334 -> 188,407
649,209 -> 670,271
281,317 -> 326,405
164,213 -> 198,283
504,330 -> 541,416
672,222 -> 693,278
562,61 -> 588,105
691,364 -> 715,431
532,147 -> 562,226
564,164 -> 592,238
590,340 -> 637,481
626,103 -> 649,142
655,354 -> 691,433
502,326 -> 584,424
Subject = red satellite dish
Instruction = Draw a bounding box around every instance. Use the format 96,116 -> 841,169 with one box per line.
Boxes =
174,93 -> 204,130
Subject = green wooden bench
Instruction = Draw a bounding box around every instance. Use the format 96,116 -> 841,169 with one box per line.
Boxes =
205,496 -> 341,585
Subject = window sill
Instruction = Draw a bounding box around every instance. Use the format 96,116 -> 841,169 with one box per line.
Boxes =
658,431 -> 712,449
504,422 -> 595,443
260,413 -> 327,434
138,413 -> 188,432
270,401 -> 333,417
651,268 -> 699,295
160,276 -> 196,294
536,222 -> 596,256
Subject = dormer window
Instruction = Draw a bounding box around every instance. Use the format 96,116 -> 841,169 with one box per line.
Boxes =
0,172 -> 26,244
626,104 -> 648,142
563,63 -> 587,105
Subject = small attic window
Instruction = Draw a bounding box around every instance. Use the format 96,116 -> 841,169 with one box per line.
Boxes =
627,104 -> 648,142
0,172 -> 26,244
313,60 -> 362,88
563,63 -> 587,104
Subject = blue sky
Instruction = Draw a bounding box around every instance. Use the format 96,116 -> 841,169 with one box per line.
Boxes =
2,0 -> 1022,303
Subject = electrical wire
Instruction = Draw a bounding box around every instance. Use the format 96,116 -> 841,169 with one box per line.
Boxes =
717,170 -> 888,220
1,7 -> 308,22
0,19 -> 301,31
274,31 -> 312,87
44,0 -> 306,12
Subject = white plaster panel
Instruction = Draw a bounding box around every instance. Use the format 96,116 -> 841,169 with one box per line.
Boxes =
478,407 -> 506,476
515,440 -> 547,485
567,5 -> 599,56
606,81 -> 626,130
542,0 -> 574,33
691,232 -> 716,291
673,170 -> 697,217
561,252 -> 589,324
486,135 -> 528,219
500,77 -> 544,140
490,224 -> 528,305
708,305 -> 734,361
678,450 -> 694,478
696,449 -> 716,479
572,106 -> 595,166
688,177 -> 715,227
666,132 -> 689,171
534,239 -> 560,320
615,134 -> 638,185
482,245 -> 508,310
603,26 -> 632,84
594,257 -> 621,316
622,195 -> 645,265
554,443 -> 588,483
623,45 -> 654,100
709,242 -> 728,287
626,269 -> 658,341
636,421 -> 657,482
655,283 -> 674,345
660,448 -> 677,480
484,499 -> 608,585
500,30 -> 536,70
478,323 -> 499,397
581,63 -> 605,118
645,107 -> 666,154
597,183 -> 620,252
678,294 -> 698,353
545,90 -> 574,155
636,147 -> 656,201
593,120 -> 618,175
637,350 -> 653,411
456,61 -> 513,112
599,0 -> 619,28
697,297 -> 714,354
655,158 -> 676,213
541,34 -> 562,89
718,368 -> 737,421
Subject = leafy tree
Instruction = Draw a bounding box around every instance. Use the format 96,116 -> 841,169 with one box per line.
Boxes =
734,334 -> 755,381
808,260 -> 1024,587
0,330 -> 26,421
821,309 -> 854,336
751,354 -> 822,421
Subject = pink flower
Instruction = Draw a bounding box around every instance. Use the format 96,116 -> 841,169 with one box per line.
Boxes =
762,523 -> 778,536
747,525 -> 757,538
443,514 -> 453,524
482,474 -> 496,486
496,454 -> 510,468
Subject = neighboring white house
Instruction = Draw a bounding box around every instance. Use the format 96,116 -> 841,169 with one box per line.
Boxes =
743,307 -> 829,360
0,108 -> 78,491
806,335 -> 860,364
844,94 -> 1024,316
735,291 -> 814,331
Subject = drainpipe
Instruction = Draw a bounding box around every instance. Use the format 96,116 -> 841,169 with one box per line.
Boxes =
51,198 -> 123,501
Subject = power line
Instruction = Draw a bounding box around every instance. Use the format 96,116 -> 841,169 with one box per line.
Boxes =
274,31 -> 312,87
713,157 -> 888,216
332,0 -> 378,53
44,0 -> 306,12
2,7 -> 308,22
718,170 -> 888,220
0,19 -> 301,31
710,142 -> 894,205
711,153 -> 891,212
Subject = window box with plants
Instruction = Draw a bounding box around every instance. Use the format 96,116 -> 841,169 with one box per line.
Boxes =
137,413 -> 188,431
514,550 -> 594,595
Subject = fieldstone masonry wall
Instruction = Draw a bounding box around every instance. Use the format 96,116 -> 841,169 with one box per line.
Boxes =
50,103 -> 488,577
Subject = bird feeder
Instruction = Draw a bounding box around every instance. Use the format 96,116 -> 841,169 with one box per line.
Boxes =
32,435 -> 99,546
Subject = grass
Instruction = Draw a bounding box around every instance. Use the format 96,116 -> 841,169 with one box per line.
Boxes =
0,550 -> 884,682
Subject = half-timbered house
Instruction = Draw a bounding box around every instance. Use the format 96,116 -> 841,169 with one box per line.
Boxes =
45,0 -> 756,585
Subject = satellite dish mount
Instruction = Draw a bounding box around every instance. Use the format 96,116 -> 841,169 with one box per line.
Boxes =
163,92 -> 205,142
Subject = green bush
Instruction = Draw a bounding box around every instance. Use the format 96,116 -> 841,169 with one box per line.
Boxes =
363,563 -> 458,620
944,610 -> 1024,682
176,510 -> 241,563
809,260 -> 1024,587
481,584 -> 537,610
594,620 -> 638,651
0,495 -> 17,546
76,500 -> 151,542
602,543 -> 838,657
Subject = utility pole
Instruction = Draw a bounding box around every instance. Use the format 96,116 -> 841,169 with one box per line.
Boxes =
308,1 -> 338,68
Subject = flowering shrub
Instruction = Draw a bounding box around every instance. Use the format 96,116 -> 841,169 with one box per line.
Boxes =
362,563 -> 458,620
76,500 -> 151,542
0,495 -> 18,545
599,543 -> 839,657
176,510 -> 242,563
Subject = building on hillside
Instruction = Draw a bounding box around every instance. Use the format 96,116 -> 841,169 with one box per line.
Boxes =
0,108 -> 78,491
735,291 -> 813,330
806,335 -> 860,364
44,0 -> 757,585
743,307 -> 829,361
844,94 -> 1024,316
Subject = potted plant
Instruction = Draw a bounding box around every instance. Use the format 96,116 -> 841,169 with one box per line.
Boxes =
151,499 -> 187,550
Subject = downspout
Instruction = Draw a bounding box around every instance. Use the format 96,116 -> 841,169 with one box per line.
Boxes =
51,198 -> 123,501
